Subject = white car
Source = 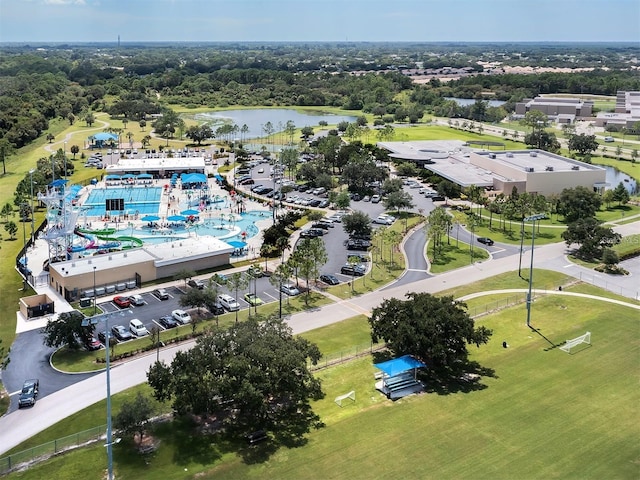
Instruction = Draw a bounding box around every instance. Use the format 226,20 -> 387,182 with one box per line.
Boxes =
172,309 -> 192,324
129,319 -> 149,337
281,284 -> 300,296
373,215 -> 394,225
217,294 -> 240,312
128,294 -> 145,306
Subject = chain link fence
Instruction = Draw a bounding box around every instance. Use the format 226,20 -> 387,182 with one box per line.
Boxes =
0,424 -> 106,475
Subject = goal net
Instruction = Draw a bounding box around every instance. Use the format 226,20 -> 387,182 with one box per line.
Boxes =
559,331 -> 591,353
334,390 -> 356,407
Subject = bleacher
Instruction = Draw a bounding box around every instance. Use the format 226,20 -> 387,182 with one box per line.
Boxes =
381,372 -> 422,400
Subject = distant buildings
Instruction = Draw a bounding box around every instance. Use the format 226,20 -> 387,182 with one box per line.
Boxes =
514,96 -> 593,124
595,91 -> 640,133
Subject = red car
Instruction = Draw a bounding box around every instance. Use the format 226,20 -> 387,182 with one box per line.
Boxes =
113,296 -> 131,308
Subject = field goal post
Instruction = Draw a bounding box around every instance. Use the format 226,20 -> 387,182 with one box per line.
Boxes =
559,331 -> 591,353
334,390 -> 356,407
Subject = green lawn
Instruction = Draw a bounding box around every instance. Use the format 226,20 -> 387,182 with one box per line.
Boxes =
6,292 -> 638,479
427,239 -> 490,273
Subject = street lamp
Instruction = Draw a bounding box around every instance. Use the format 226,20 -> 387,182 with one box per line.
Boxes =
82,310 -> 128,480
29,169 -> 35,245
93,266 -> 97,316
524,213 -> 546,328
63,142 -> 67,178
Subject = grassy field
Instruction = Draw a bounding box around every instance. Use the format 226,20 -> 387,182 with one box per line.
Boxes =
427,239 -> 490,273
6,286 -> 638,479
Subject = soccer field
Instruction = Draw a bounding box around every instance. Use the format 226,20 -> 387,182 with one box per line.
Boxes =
216,295 -> 640,479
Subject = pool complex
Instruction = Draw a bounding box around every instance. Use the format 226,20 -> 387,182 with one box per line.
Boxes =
83,186 -> 163,217
75,210 -> 269,250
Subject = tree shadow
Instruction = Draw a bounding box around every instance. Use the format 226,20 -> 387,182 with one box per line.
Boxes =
153,416 -> 224,467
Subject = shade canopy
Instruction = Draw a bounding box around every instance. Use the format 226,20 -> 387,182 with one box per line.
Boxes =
228,241 -> 246,249
167,215 -> 187,222
91,132 -> 118,141
141,215 -> 160,222
374,355 -> 426,377
181,209 -> 200,216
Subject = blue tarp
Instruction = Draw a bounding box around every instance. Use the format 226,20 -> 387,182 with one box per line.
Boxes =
228,241 -> 246,249
181,173 -> 207,184
137,173 -> 153,179
50,179 -> 68,187
374,355 -> 426,377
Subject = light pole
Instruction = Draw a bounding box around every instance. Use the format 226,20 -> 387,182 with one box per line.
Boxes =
93,266 -> 97,316
63,142 -> 67,178
29,169 -> 35,245
82,311 -> 127,480
524,214 -> 546,328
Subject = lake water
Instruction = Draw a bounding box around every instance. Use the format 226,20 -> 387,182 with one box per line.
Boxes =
603,165 -> 638,194
444,97 -> 505,108
194,109 -> 358,139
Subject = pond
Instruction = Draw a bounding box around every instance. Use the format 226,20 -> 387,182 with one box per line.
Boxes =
603,165 -> 638,194
194,109 -> 358,139
444,97 -> 505,108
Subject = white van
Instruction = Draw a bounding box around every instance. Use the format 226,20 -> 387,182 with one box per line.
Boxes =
604,136 -> 614,142
129,319 -> 149,337
218,294 -> 240,312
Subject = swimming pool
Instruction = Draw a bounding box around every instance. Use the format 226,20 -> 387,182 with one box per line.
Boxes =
118,210 -> 267,244
83,186 -> 162,217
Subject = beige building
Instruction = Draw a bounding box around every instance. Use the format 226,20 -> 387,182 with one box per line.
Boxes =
379,141 -> 606,196
514,96 -> 593,123
595,91 -> 640,132
48,236 -> 233,302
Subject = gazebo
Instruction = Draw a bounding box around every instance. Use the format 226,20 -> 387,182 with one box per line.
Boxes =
88,132 -> 119,149
374,355 -> 426,400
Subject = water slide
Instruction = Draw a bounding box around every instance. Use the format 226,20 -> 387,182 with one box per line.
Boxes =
77,227 -> 117,236
69,228 -> 97,252
96,235 -> 143,249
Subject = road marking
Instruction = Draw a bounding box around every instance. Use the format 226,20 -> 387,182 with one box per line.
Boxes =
563,264 -> 575,268
491,248 -> 506,254
406,268 -> 428,272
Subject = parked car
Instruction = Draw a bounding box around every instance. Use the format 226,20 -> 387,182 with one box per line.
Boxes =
341,263 -> 367,276
371,194 -> 381,203
18,379 -> 39,408
244,293 -> 264,306
84,337 -> 102,351
362,195 -> 371,202
373,215 -> 394,225
129,318 -> 149,337
319,274 -> 340,285
112,325 -> 133,341
477,237 -> 495,246
158,315 -> 179,329
280,284 -> 300,296
113,296 -> 131,308
247,265 -> 264,278
312,222 -> 332,230
128,294 -> 145,306
209,301 -> 225,315
188,278 -> 205,289
300,229 -> 324,238
346,238 -> 371,250
152,288 -> 169,300
172,309 -> 192,324
218,294 -> 240,312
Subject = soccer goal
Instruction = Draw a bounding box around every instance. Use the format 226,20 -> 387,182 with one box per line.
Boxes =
334,390 -> 356,407
559,331 -> 591,353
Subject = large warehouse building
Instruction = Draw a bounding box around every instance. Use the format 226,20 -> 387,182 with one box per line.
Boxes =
379,140 -> 607,196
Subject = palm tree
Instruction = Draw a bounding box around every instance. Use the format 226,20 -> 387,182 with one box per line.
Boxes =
241,124 -> 249,144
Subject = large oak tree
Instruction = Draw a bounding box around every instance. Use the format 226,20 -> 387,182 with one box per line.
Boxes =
147,317 -> 324,437
369,292 -> 492,372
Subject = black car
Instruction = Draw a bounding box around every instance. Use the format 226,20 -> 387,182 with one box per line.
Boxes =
477,237 -> 495,246
346,239 -> 371,250
308,199 -> 322,207
319,274 -> 340,285
341,263 -> 366,276
188,279 -> 205,289
112,325 -> 133,342
300,229 -> 324,238
18,379 -> 39,408
312,222 -> 332,230
210,302 -> 225,315
158,315 -> 178,329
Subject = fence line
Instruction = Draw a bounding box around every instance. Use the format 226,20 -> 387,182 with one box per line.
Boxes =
0,424 -> 106,475
577,271 -> 639,300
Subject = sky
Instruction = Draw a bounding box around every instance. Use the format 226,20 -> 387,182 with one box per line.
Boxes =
0,0 -> 638,43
